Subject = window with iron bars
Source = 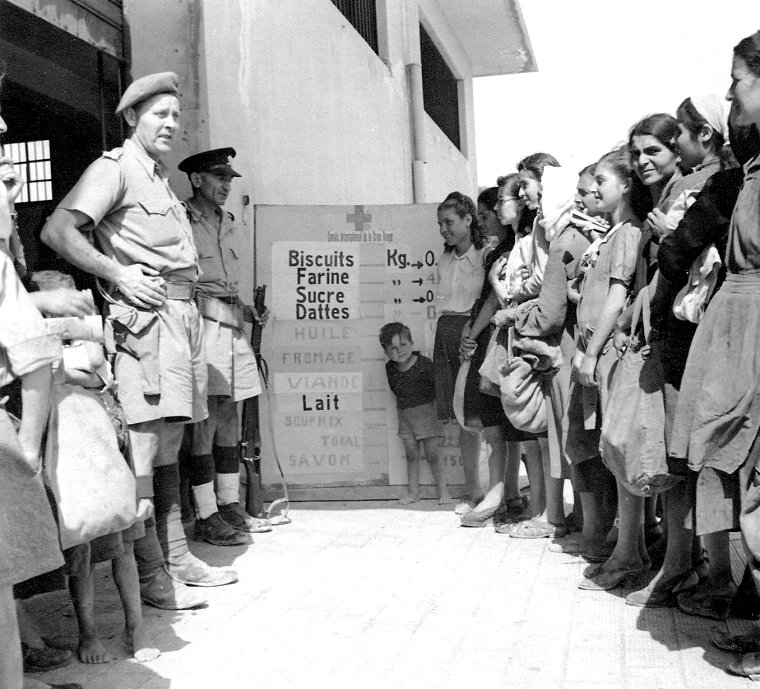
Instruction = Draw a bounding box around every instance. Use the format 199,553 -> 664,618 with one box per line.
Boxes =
330,0 -> 378,54
5,140 -> 53,203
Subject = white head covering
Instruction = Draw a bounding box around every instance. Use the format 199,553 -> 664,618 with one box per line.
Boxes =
689,94 -> 730,139
538,165 -> 577,242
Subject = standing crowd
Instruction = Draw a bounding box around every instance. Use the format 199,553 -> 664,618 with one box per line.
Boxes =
1,72 -> 271,689
381,31 -> 760,681
3,26 -> 760,689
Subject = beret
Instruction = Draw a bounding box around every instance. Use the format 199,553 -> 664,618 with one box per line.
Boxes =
178,147 -> 241,177
115,71 -> 179,115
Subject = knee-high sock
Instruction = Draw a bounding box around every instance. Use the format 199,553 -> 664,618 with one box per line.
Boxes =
153,463 -> 190,563
214,446 -> 240,506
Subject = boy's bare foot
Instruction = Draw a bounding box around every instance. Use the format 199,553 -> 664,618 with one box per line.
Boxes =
124,626 -> 160,663
399,493 -> 420,504
78,634 -> 113,664
437,488 -> 452,505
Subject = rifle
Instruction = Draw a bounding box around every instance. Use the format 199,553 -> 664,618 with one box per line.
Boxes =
240,285 -> 267,518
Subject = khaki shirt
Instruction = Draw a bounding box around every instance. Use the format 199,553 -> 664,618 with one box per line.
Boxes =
185,198 -> 241,298
59,138 -> 198,283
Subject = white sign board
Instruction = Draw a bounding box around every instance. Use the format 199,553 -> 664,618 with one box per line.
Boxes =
255,204 -> 464,491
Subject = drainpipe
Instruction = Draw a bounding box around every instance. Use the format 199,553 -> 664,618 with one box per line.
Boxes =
406,62 -> 427,203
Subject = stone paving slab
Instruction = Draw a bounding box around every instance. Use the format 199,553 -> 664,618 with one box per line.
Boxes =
26,501 -> 755,689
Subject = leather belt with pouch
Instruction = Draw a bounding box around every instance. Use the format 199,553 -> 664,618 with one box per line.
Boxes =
196,294 -> 245,329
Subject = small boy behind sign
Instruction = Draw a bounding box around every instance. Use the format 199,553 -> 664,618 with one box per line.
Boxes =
380,322 -> 451,505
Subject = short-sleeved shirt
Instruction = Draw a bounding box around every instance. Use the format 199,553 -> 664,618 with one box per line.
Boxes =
385,353 -> 436,410
577,221 -> 641,339
435,244 -> 488,315
58,138 -> 198,283
0,252 -> 61,387
186,199 -> 242,298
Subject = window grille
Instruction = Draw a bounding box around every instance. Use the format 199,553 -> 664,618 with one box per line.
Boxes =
330,0 -> 378,54
6,140 -> 53,203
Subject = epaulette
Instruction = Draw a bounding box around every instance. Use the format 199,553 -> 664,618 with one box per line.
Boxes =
101,148 -> 125,161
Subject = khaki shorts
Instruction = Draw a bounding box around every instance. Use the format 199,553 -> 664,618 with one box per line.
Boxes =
201,317 -> 261,402
397,403 -> 442,441
111,299 -> 208,425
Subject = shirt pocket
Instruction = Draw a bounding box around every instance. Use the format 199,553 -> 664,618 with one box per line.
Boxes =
138,199 -> 182,248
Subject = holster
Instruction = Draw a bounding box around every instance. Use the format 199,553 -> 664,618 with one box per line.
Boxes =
107,303 -> 161,395
196,294 -> 246,330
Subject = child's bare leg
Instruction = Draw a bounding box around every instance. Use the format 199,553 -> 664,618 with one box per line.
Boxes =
522,439 -> 546,518
69,546 -> 112,664
399,437 -> 421,504
114,542 -> 159,662
0,585 -> 22,689
423,437 -> 451,504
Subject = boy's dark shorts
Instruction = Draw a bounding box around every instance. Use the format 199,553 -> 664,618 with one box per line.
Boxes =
397,403 -> 442,441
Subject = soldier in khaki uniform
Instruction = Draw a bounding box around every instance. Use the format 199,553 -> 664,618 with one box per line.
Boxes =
178,148 -> 271,546
42,72 -> 236,610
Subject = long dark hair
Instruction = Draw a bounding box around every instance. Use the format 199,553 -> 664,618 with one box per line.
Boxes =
676,97 -> 731,169
437,191 -> 487,253
596,147 -> 649,222
627,113 -> 678,215
734,31 -> 760,78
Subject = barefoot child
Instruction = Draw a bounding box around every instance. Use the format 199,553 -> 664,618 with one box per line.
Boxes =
34,271 -> 159,664
380,322 -> 451,504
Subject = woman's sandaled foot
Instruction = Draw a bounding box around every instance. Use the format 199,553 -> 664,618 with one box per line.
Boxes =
712,626 -> 760,654
578,561 -> 648,591
548,532 -> 583,554
77,635 -> 113,664
124,626 -> 160,663
454,495 -> 483,515
399,493 -> 420,505
509,519 -> 567,540
625,569 -> 699,608
677,581 -> 737,621
460,505 -> 497,527
727,651 -> 760,680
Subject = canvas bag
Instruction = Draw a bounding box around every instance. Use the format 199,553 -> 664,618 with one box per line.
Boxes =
499,327 -> 548,434
478,326 -> 509,396
600,287 -> 682,497
453,359 -> 480,433
44,379 -> 137,549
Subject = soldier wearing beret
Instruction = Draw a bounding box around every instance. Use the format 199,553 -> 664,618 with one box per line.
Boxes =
179,148 -> 271,546
41,72 -> 236,610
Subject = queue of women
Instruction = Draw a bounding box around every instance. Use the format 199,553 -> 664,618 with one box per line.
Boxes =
430,31 -> 760,680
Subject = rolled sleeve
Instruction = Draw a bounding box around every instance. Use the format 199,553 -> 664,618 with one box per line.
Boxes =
609,224 -> 641,286
58,158 -> 125,226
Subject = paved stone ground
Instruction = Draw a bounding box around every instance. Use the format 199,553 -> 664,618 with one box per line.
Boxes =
27,501 -> 756,689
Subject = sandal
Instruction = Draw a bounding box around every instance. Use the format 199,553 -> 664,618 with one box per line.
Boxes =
460,506 -> 497,527
548,532 -> 583,554
509,520 -> 567,540
677,582 -> 737,621
727,652 -> 760,680
625,569 -> 700,609
578,564 -> 648,591
712,626 -> 760,654
454,495 -> 482,516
